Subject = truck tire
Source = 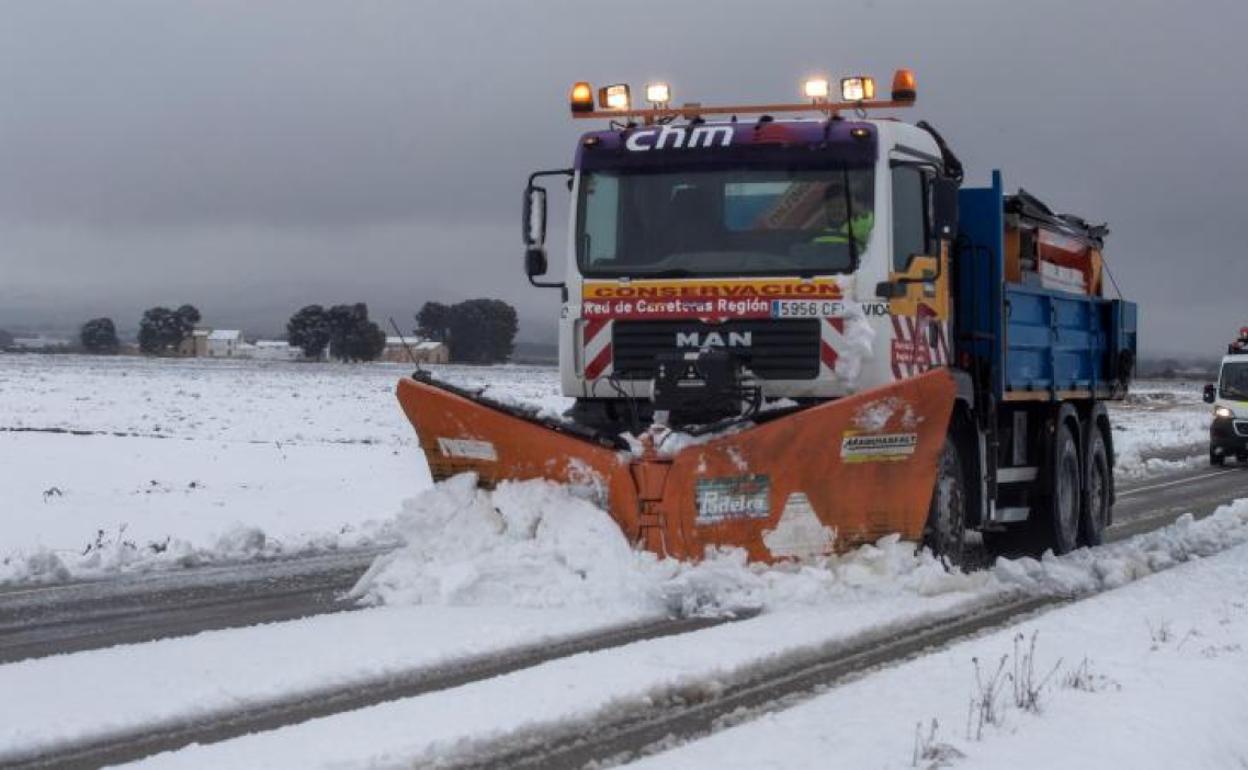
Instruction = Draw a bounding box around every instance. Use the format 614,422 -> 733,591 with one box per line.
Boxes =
1210,447 -> 1225,467
1044,421 -> 1082,554
1080,428 -> 1110,547
923,437 -> 967,567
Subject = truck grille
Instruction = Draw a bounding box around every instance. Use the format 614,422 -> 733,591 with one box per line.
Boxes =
612,319 -> 821,380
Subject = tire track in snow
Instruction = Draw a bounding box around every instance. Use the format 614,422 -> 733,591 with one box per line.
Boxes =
450,596 -> 1063,770
0,548 -> 388,664
0,613 -> 755,770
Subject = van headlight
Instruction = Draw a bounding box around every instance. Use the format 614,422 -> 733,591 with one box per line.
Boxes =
1214,405 -> 1234,419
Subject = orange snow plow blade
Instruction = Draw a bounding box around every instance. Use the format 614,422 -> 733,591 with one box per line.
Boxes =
397,369 -> 956,563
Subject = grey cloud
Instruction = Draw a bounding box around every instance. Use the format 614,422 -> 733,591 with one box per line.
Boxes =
1,0 -> 1246,352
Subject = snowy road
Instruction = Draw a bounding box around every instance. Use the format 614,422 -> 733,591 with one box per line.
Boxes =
1,463 -> 1245,768
0,548 -> 384,664
4,461 -> 1242,666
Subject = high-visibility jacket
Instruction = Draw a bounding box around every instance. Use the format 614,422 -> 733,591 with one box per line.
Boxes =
811,212 -> 874,247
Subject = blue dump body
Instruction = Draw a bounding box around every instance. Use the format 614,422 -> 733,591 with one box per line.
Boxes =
956,171 -> 1138,401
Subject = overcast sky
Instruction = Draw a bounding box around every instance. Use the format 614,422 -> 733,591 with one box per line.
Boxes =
2,0 -> 1245,353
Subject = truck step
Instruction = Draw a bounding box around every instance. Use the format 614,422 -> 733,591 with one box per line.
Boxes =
996,466 -> 1039,483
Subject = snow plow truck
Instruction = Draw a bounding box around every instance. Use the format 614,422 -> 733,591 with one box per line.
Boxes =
398,71 -> 1138,565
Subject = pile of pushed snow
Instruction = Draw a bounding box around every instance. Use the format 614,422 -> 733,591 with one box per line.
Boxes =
350,475 -> 668,611
995,499 -> 1248,595
355,475 -> 1248,618
350,474 -> 984,616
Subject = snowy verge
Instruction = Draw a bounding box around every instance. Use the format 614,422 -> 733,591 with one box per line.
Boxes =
631,540 -> 1248,770
123,499 -> 1248,769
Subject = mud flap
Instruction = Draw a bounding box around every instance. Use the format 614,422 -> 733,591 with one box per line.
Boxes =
397,369 -> 957,563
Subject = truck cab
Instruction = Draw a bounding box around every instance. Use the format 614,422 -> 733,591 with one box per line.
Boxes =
1205,353 -> 1248,465
525,76 -> 960,429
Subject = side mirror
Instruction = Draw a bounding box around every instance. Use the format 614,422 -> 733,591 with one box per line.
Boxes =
521,168 -> 572,297
931,177 -> 959,240
523,185 -> 547,248
1204,383 -> 1217,404
525,246 -> 548,278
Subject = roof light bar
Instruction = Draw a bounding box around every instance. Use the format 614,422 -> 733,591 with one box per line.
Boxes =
567,70 -> 917,120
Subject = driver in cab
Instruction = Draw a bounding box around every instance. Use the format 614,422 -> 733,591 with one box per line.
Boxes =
811,180 -> 873,250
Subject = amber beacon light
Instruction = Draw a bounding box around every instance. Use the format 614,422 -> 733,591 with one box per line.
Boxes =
570,81 -> 594,113
891,68 -> 917,102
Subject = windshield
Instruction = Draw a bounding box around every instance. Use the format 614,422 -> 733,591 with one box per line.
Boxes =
1220,362 -> 1248,400
577,166 -> 875,278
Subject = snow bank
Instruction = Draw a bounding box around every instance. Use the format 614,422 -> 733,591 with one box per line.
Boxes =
994,500 -> 1248,595
358,474 -> 1248,621
351,474 -> 984,616
350,475 -> 670,611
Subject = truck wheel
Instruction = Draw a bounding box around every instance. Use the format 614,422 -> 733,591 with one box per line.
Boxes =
1210,448 -> 1226,467
1080,429 -> 1110,547
923,437 -> 967,567
1044,421 -> 1081,554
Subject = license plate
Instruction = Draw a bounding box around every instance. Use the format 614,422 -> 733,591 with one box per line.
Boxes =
770,299 -> 846,318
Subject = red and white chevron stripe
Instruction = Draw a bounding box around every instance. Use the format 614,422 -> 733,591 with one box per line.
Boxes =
819,317 -> 847,375
890,315 -> 950,380
582,318 -> 614,381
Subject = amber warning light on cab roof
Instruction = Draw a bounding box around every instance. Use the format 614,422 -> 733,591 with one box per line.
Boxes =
568,69 -> 917,122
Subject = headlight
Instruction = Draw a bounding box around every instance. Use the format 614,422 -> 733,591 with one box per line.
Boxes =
1214,405 -> 1234,419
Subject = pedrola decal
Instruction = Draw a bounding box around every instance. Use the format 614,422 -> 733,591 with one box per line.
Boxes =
625,124 -> 733,152
676,331 -> 753,348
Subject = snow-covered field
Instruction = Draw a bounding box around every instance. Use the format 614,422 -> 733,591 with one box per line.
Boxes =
1111,379 -> 1211,477
0,354 -> 563,582
0,354 -> 1214,583
1,354 -> 1244,768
